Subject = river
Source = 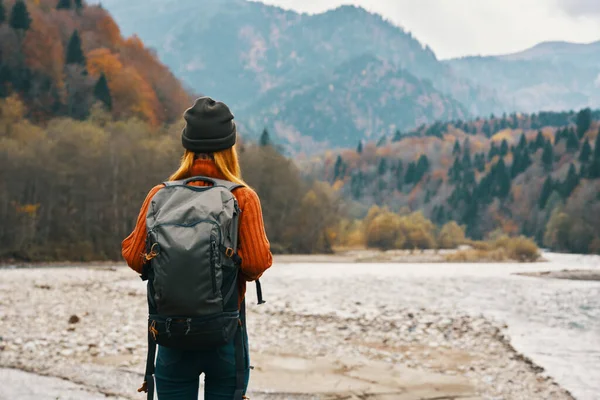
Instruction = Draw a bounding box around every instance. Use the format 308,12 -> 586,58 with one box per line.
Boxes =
262,252 -> 600,400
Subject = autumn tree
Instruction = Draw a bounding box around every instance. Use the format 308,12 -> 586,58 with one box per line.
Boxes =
93,73 -> 112,110
9,0 -> 31,32
66,30 -> 86,66
56,0 -> 72,10
438,221 -> 466,249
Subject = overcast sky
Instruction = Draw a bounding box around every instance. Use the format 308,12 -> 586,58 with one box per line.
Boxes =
258,0 -> 600,59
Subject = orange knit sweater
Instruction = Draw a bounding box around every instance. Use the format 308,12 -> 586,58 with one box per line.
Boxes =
121,159 -> 273,307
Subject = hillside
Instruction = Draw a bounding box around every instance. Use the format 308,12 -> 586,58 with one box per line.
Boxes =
0,0 -> 191,124
240,54 -> 468,151
90,0 -> 500,149
446,41 -> 600,113
307,108 -> 600,254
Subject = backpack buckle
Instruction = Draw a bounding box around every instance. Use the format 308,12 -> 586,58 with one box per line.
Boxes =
225,247 -> 234,258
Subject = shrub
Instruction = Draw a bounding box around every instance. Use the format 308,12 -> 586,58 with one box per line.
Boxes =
438,221 -> 466,249
365,211 -> 402,250
494,235 -> 540,262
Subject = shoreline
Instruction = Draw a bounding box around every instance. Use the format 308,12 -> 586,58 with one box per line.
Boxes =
0,265 -> 575,399
0,247 -> 547,268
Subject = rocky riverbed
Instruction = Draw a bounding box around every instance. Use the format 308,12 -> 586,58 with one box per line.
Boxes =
0,257 -> 592,399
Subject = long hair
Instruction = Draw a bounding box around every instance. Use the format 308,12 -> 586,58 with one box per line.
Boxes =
168,146 -> 248,186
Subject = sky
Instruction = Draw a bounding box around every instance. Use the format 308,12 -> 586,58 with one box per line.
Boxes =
258,0 -> 600,59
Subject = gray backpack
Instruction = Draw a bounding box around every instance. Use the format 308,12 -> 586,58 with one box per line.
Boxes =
139,176 -> 265,400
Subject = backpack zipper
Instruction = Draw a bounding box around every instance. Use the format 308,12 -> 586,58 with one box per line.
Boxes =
210,238 -> 218,295
149,220 -> 222,245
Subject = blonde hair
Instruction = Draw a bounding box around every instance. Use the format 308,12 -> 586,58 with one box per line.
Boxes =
169,146 -> 248,186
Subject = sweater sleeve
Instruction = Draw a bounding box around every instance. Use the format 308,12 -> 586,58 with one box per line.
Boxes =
121,185 -> 163,273
236,188 -> 273,281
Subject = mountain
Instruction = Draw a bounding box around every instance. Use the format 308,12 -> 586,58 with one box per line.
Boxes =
90,0 -> 500,150
239,54 -> 468,151
446,41 -> 600,114
0,0 -> 191,124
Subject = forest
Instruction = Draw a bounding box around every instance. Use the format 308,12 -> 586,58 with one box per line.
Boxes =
309,109 -> 600,254
0,0 -> 191,124
1,0 -> 599,261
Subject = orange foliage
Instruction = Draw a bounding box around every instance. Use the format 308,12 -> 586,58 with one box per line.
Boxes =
111,67 -> 161,126
97,15 -> 122,46
23,11 -> 64,86
87,48 -> 123,78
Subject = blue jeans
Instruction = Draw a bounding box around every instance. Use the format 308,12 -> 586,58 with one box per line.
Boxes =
155,334 -> 250,400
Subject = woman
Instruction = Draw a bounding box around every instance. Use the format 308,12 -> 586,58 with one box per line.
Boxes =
122,97 -> 273,399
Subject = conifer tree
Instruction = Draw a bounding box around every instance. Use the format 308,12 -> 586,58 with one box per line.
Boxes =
566,130 -> 580,153
416,154 -> 430,181
404,162 -> 416,184
9,0 -> 31,32
482,120 -> 491,137
453,140 -> 461,155
0,65 -> 10,97
517,133 -> 527,150
538,177 -> 554,209
488,142 -> 498,161
392,130 -> 402,142
449,156 -> 462,183
542,140 -> 554,171
356,141 -> 363,154
461,139 -> 472,168
395,161 -> 404,191
579,140 -> 591,163
333,155 -> 344,180
57,0 -> 72,9
494,159 -> 511,198
66,30 -> 86,66
378,158 -> 387,175
376,135 -> 387,147
562,163 -> 579,198
474,153 -> 486,172
259,128 -> 271,147
500,139 -> 509,157
594,128 -> 600,160
74,0 -> 83,9
534,130 -> 545,150
576,108 -> 592,139
589,131 -> 600,178
0,0 -> 6,25
93,73 -> 112,110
